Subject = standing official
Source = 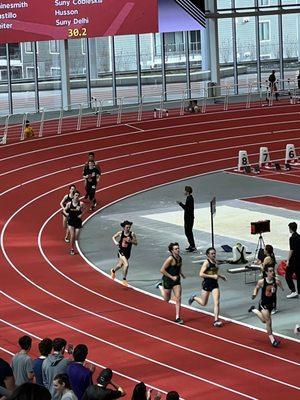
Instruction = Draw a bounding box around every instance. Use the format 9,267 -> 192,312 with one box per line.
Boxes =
177,186 -> 196,252
286,222 -> 300,298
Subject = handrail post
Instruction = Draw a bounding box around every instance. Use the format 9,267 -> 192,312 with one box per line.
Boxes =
20,113 -> 27,141
117,98 -> 123,124
96,100 -> 103,128
39,108 -> 45,137
57,108 -> 63,134
77,104 -> 83,131
2,114 -> 10,144
159,93 -> 164,118
138,95 -> 144,121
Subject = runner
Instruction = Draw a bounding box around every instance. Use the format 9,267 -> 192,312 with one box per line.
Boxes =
64,191 -> 84,256
83,161 -> 100,211
188,247 -> 226,327
60,185 -> 76,243
83,153 -> 101,200
156,242 -> 185,324
111,221 -> 137,286
248,266 -> 283,347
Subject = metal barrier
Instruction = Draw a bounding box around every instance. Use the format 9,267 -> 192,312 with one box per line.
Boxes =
2,83 -> 299,145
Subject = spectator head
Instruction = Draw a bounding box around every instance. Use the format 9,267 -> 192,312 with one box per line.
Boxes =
264,244 -> 274,256
8,382 -> 51,400
184,186 -> 193,194
96,368 -> 113,387
52,338 -> 67,353
25,120 -> 30,127
272,70 -> 275,74
53,374 -> 71,395
166,391 -> 180,400
73,344 -> 88,363
18,336 -> 32,351
131,382 -> 147,400
288,222 -> 297,233
38,338 -> 53,357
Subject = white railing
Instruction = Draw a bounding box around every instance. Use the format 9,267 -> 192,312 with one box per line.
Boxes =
1,82 -> 299,145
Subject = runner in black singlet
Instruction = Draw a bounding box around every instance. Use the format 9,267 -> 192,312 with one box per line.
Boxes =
188,247 -> 227,327
111,221 -> 137,286
64,190 -> 84,255
60,184 -> 76,243
156,242 -> 185,324
83,160 -> 100,211
249,266 -> 283,347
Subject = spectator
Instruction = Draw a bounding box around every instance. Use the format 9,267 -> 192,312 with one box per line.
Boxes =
166,392 -> 180,400
297,71 -> 300,90
82,368 -> 125,399
11,336 -> 34,386
268,70 -> 279,101
286,222 -> 300,298
33,338 -> 53,386
42,338 -> 71,400
131,382 -> 161,400
7,382 -> 51,400
0,357 -> 15,398
24,120 -> 34,139
53,374 -> 77,400
67,344 -> 94,400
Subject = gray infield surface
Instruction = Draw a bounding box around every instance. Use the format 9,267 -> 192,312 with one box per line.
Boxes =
79,171 -> 300,339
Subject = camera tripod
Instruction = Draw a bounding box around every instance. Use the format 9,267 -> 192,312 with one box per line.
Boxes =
254,233 -> 265,261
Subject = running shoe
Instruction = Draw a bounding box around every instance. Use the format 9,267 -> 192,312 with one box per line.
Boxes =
64,237 -> 70,243
155,281 -> 162,289
271,309 -> 278,315
248,305 -> 255,313
187,247 -> 197,252
294,324 -> 300,334
185,246 -> 192,251
110,269 -> 116,280
286,291 -> 298,299
122,279 -> 128,287
70,249 -> 75,256
188,294 -> 196,306
213,320 -> 223,327
272,339 -> 280,348
175,318 -> 184,324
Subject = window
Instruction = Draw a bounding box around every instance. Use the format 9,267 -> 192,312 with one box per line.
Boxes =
259,21 -> 270,41
50,67 -> 61,77
25,42 -> 34,53
259,0 -> 270,5
81,39 -> 87,55
49,40 -> 60,54
26,66 -> 39,78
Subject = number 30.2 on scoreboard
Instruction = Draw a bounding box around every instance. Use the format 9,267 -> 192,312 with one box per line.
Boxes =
68,28 -> 88,38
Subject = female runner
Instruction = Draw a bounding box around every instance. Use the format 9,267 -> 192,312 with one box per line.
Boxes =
188,247 -> 227,327
64,190 -> 84,255
157,242 -> 185,324
111,221 -> 137,286
249,265 -> 283,347
60,184 -> 76,242
83,160 -> 100,211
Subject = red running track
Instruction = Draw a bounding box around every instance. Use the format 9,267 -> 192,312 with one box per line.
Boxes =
0,105 -> 300,399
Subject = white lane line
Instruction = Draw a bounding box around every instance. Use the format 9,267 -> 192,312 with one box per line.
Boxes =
1,145 -> 299,369
0,291 -> 257,400
0,318 -> 172,398
2,110 -> 300,162
1,129 -> 299,197
125,123 -> 144,132
0,347 -> 14,356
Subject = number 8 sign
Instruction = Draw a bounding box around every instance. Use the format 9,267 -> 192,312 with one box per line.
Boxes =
237,150 -> 249,171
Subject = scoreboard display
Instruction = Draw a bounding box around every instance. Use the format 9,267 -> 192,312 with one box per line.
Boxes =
0,0 -> 205,44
